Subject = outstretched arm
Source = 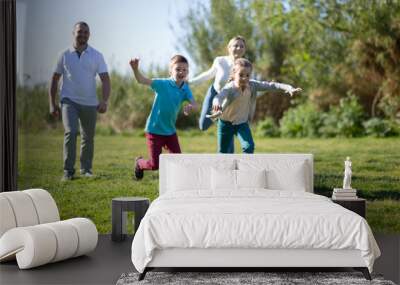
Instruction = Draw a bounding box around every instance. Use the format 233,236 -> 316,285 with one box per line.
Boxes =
129,58 -> 152,86
188,59 -> 217,85
254,80 -> 302,97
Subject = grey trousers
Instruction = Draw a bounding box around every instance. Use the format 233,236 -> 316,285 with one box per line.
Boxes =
61,98 -> 97,174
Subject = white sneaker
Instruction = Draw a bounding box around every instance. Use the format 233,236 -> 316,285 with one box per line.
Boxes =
80,169 -> 94,178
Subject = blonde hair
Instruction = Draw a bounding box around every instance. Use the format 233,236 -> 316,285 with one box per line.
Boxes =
227,36 -> 246,49
228,58 -> 253,82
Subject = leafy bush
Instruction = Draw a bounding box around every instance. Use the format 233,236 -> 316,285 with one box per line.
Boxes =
256,117 -> 280,137
377,93 -> 400,120
17,84 -> 54,131
97,72 -> 154,132
319,94 -> 365,137
363,118 -> 399,137
279,103 -> 323,137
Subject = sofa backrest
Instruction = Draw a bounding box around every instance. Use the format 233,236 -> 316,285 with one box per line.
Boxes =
0,189 -> 60,237
159,154 -> 313,195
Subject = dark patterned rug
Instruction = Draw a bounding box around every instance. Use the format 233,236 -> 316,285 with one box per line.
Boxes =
116,271 -> 396,285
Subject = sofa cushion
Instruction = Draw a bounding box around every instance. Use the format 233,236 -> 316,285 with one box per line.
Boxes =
0,189 -> 60,238
0,218 -> 98,269
24,189 -> 60,224
0,189 -> 98,269
0,196 -> 17,237
0,192 -> 39,228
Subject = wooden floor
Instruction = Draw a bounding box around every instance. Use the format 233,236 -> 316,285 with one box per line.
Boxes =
0,234 -> 398,285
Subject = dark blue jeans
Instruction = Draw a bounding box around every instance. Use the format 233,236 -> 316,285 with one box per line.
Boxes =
199,85 -> 234,152
217,119 -> 255,154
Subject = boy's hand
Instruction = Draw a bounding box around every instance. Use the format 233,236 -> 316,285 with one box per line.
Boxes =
183,104 -> 193,116
286,87 -> 302,97
129,58 -> 139,70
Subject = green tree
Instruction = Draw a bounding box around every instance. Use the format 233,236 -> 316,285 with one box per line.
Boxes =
180,0 -> 400,124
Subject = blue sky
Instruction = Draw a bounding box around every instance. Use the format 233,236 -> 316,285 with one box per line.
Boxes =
17,0 -> 207,85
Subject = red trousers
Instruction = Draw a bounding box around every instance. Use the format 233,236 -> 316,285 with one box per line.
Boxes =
137,132 -> 181,171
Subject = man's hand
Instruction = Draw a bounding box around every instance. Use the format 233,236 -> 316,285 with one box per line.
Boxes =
50,104 -> 61,118
129,58 -> 139,71
97,101 -> 108,113
286,87 -> 302,97
183,104 -> 193,116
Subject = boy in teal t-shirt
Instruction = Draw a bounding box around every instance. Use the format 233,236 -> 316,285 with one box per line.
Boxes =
129,55 -> 197,180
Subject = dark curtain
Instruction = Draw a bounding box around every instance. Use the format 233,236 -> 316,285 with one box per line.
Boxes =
0,0 -> 17,192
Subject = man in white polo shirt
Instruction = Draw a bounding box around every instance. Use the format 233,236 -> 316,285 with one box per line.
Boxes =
49,21 -> 111,181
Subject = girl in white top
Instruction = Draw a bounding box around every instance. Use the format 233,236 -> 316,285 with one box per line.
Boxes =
212,58 -> 302,153
189,36 -> 246,152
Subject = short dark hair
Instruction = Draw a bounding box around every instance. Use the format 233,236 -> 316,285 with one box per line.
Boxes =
170,54 -> 188,66
74,21 -> 90,30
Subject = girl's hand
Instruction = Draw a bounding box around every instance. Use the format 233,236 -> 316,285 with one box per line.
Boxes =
183,104 -> 193,116
286,87 -> 302,97
129,58 -> 140,70
212,103 -> 222,112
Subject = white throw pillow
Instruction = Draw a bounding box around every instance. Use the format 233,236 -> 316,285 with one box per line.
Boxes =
211,168 -> 236,190
167,160 -> 235,192
237,159 -> 308,192
211,168 -> 267,190
236,169 -> 267,189
167,162 -> 209,191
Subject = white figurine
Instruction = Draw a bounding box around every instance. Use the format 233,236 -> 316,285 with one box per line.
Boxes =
343,156 -> 352,189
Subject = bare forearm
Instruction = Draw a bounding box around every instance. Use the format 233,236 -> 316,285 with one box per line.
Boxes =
133,68 -> 151,85
255,80 -> 295,93
190,100 -> 198,111
101,75 -> 111,102
48,74 -> 61,116
189,65 -> 216,85
49,77 -> 59,106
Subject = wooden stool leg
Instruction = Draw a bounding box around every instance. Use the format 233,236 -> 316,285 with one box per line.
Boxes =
112,202 -> 125,241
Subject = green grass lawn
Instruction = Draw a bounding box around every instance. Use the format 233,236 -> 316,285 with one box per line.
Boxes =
18,128 -> 400,233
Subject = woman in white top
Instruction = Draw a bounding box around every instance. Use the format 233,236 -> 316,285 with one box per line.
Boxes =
189,36 -> 246,152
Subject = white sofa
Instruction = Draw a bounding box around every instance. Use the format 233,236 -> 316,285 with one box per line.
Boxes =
131,154 -> 380,281
0,189 -> 98,269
